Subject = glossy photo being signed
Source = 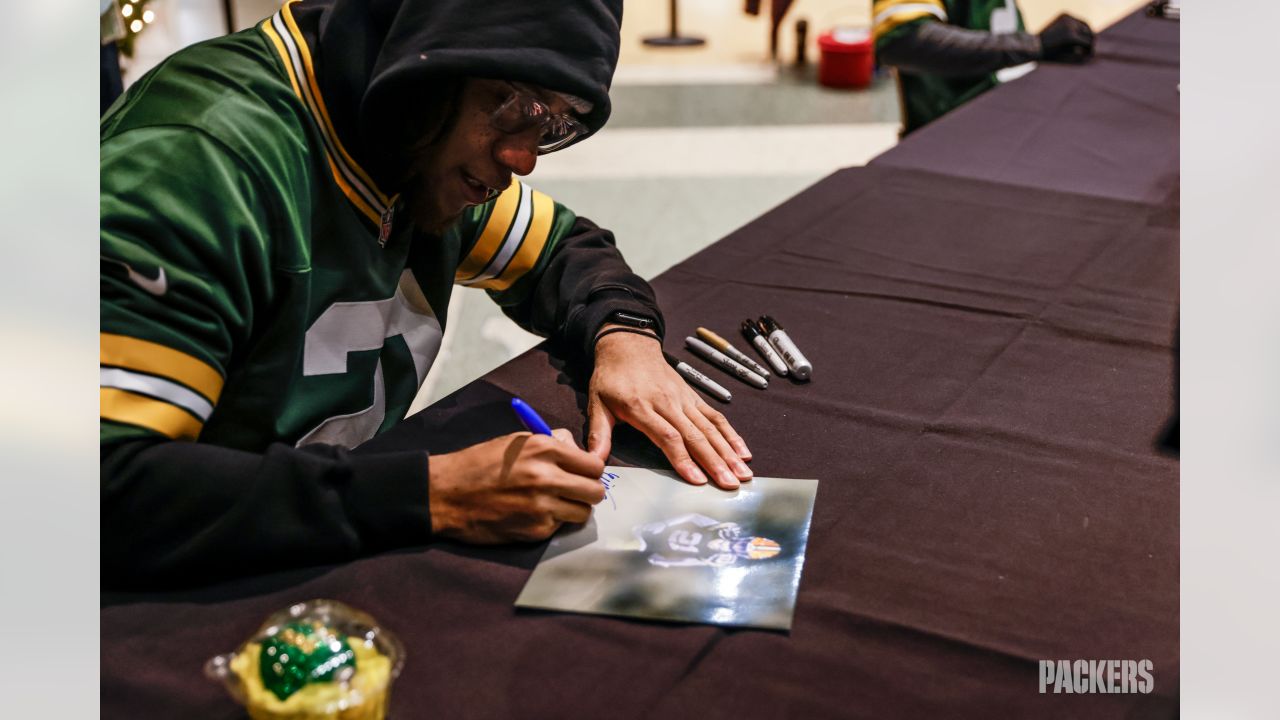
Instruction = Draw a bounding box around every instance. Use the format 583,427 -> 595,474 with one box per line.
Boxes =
516,467 -> 818,630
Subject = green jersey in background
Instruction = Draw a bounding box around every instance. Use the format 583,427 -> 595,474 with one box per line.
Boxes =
873,0 -> 1029,134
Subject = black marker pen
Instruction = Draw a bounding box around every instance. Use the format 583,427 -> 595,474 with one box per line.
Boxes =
760,315 -> 812,381
741,319 -> 789,377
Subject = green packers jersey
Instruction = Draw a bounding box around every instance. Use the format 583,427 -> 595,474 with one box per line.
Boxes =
873,0 -> 1028,133
101,3 -> 585,452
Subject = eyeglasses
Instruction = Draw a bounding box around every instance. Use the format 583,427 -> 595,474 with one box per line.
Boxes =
490,84 -> 590,155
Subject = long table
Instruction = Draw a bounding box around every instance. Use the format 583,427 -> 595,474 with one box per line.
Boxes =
102,9 -> 1180,718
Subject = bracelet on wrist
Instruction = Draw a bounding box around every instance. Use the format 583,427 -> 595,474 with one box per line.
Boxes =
593,326 -> 660,347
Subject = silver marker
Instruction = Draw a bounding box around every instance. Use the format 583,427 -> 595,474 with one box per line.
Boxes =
741,319 -> 789,376
685,336 -> 768,389
696,326 -> 771,378
664,351 -> 732,403
760,315 -> 812,381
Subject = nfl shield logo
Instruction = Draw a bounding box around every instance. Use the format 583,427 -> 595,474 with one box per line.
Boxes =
378,206 -> 395,247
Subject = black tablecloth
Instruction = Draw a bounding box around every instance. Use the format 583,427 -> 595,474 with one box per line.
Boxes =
874,12 -> 1179,205
102,10 -> 1180,719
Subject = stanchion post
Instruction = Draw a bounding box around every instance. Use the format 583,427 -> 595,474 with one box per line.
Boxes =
642,0 -> 706,47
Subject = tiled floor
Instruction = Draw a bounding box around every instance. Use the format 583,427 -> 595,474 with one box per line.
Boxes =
116,0 -> 1146,412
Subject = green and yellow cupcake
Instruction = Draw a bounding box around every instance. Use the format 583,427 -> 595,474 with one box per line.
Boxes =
207,600 -> 404,720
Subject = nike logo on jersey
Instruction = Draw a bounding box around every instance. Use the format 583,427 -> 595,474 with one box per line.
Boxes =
103,257 -> 168,296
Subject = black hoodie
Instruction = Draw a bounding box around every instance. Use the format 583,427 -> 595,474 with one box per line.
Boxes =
102,0 -> 667,589
292,0 -> 622,190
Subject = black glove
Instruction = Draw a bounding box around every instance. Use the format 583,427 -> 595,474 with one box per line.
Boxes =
1038,14 -> 1094,63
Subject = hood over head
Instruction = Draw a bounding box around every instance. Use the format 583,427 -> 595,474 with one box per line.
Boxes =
288,0 -> 623,191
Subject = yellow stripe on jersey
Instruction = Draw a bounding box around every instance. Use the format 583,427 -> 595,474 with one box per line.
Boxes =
874,0 -> 946,10
455,183 -> 522,282
261,3 -> 397,226
261,15 -> 379,224
100,333 -> 224,404
872,0 -> 947,16
488,189 -> 555,292
872,0 -> 948,41
278,3 -> 391,208
259,16 -> 304,100
101,388 -> 204,440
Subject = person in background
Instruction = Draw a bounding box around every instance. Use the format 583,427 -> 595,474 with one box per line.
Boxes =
872,0 -> 1095,134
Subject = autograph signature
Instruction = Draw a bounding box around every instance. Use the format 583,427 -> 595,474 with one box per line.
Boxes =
600,471 -> 619,510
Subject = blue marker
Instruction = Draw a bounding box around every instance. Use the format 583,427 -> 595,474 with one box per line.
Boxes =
511,397 -> 553,436
513,397 -> 618,508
